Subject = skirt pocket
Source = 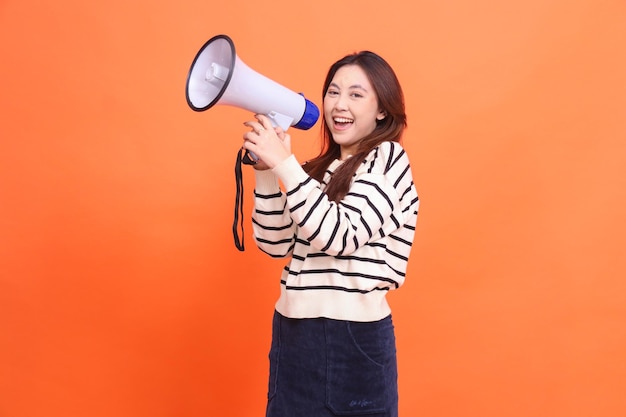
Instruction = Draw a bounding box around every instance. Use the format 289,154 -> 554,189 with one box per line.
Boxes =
325,316 -> 397,416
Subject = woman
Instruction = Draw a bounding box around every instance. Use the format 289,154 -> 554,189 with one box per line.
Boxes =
242,50 -> 419,417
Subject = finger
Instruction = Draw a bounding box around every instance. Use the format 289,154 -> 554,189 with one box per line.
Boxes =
283,134 -> 291,151
242,138 -> 256,151
243,121 -> 265,135
274,126 -> 285,138
255,114 -> 273,131
243,131 -> 256,142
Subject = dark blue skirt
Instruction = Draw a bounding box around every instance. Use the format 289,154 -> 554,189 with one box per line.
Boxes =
266,310 -> 398,417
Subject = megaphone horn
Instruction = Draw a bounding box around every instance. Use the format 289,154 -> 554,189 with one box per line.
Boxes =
185,34 -> 319,131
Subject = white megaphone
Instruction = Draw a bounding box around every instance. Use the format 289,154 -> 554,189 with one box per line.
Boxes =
185,34 -> 319,132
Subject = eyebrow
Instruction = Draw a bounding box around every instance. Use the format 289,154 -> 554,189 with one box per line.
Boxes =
329,82 -> 369,92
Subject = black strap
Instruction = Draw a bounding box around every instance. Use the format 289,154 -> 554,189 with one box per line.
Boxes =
233,148 -> 246,251
233,149 -> 258,251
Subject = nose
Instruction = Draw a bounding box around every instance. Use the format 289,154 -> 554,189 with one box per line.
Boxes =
333,92 -> 349,111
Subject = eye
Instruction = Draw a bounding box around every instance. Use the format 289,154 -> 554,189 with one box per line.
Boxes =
351,92 -> 364,98
326,89 -> 339,96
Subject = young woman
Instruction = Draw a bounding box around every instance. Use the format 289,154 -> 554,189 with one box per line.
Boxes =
242,50 -> 419,417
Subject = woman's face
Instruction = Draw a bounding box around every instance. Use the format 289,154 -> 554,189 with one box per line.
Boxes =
323,64 -> 386,160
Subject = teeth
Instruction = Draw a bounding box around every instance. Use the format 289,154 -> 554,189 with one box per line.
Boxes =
334,117 -> 353,123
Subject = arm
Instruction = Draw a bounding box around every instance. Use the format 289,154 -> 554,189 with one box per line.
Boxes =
251,168 -> 297,258
273,142 -> 414,256
243,115 -> 297,257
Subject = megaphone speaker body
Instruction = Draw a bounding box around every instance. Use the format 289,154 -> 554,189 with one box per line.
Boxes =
186,34 -> 319,131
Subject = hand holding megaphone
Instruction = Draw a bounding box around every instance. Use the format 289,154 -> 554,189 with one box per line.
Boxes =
243,114 -> 292,169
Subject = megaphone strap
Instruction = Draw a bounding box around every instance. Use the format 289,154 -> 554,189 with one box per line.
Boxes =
233,148 -> 246,251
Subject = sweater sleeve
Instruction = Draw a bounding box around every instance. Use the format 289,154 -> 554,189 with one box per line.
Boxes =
251,168 -> 297,258
272,142 -> 415,256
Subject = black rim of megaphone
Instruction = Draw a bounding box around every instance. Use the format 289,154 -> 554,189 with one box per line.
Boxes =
185,34 -> 236,112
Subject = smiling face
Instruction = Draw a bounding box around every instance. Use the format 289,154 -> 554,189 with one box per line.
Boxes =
323,64 -> 386,160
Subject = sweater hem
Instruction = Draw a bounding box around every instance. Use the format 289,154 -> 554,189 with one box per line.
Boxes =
274,284 -> 392,322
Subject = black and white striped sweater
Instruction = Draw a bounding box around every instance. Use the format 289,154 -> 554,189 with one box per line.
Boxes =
252,141 -> 419,322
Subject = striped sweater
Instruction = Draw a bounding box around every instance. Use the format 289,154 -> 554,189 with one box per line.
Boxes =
252,141 -> 419,322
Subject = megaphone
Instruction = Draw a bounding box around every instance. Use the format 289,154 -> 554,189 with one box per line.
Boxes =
185,34 -> 319,132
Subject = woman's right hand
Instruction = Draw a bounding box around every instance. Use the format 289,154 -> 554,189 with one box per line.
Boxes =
242,114 -> 292,169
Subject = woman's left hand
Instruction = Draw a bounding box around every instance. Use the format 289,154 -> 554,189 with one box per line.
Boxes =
243,114 -> 292,169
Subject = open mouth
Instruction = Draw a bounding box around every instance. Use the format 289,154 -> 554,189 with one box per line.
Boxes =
333,117 -> 354,127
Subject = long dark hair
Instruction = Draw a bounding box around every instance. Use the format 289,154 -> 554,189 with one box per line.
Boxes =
303,51 -> 407,202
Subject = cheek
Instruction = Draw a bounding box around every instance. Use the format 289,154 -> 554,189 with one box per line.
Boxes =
322,100 -> 332,114
323,104 -> 334,123
357,118 -> 378,138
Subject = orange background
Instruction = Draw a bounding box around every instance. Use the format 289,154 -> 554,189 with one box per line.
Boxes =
1,1 -> 625,416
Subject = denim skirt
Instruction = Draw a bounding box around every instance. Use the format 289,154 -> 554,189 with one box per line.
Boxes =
265,310 -> 398,417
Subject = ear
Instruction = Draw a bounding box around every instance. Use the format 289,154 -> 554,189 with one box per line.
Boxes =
376,110 -> 387,121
